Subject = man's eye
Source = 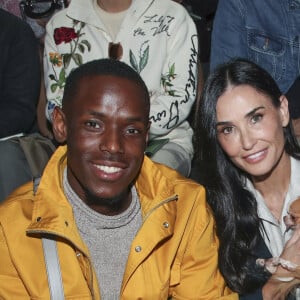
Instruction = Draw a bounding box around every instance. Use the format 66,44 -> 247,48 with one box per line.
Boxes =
85,121 -> 100,128
127,128 -> 139,134
251,114 -> 263,124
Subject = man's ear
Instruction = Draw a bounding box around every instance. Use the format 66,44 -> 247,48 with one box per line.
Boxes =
279,95 -> 290,127
52,107 -> 67,143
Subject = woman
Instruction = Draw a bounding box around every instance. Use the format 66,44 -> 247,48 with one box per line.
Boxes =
194,58 -> 300,299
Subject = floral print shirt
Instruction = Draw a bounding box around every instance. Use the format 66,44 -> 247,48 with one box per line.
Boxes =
44,0 -> 198,156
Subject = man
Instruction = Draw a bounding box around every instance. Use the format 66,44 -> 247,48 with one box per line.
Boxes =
0,59 -> 236,299
44,0 -> 199,177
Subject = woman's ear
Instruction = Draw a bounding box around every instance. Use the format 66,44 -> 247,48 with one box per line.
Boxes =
279,95 -> 290,127
52,107 -> 67,143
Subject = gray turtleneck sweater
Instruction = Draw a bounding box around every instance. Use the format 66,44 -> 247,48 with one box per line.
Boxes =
63,169 -> 142,299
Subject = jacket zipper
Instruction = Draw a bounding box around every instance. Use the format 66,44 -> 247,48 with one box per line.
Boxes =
143,194 -> 178,222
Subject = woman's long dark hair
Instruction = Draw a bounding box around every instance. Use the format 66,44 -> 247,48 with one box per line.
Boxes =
193,58 -> 300,294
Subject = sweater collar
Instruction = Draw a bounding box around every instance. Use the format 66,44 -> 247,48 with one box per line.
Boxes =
28,145 -> 178,234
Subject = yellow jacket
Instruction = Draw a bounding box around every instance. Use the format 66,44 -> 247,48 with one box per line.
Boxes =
0,146 -> 237,300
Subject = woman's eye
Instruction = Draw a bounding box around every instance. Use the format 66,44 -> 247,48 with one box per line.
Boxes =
85,121 -> 100,128
251,114 -> 263,124
222,126 -> 233,135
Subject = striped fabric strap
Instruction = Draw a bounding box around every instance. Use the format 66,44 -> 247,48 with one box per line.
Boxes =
42,237 -> 65,300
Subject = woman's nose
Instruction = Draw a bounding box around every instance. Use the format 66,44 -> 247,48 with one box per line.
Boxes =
239,128 -> 256,150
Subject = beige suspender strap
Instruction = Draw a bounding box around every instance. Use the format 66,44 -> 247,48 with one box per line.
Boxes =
42,237 -> 65,300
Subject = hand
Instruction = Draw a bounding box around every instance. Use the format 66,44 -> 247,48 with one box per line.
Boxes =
262,278 -> 285,300
262,227 -> 300,299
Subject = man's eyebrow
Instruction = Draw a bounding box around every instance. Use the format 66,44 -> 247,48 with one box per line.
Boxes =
216,106 -> 265,126
88,110 -> 146,122
88,111 -> 105,117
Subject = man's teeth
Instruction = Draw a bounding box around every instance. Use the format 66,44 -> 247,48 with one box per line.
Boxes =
96,165 -> 121,173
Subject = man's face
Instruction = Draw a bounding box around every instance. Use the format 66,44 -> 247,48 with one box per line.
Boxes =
55,75 -> 150,213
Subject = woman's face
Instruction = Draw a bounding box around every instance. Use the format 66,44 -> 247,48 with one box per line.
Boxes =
216,84 -> 289,178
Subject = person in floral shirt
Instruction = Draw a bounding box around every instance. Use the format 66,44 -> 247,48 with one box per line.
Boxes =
43,0 -> 199,177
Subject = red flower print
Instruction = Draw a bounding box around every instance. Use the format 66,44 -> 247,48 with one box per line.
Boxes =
54,27 -> 78,45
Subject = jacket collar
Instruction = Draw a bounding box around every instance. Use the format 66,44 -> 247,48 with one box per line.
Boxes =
27,146 -> 179,252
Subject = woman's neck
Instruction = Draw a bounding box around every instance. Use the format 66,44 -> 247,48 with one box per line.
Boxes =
252,152 -> 291,221
97,0 -> 132,12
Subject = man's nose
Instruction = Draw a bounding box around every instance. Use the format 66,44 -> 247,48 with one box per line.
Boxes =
100,129 -> 123,153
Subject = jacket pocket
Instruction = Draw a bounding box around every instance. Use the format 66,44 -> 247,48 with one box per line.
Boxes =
0,275 -> 31,299
247,29 -> 287,82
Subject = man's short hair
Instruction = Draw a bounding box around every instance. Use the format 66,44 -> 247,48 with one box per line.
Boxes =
62,58 -> 150,108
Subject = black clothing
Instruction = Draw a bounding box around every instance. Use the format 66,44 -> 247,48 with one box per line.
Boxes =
0,8 -> 40,138
287,76 -> 300,119
240,234 -> 271,300
183,0 -> 218,62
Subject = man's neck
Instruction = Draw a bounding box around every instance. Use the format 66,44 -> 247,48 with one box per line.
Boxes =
97,0 -> 132,12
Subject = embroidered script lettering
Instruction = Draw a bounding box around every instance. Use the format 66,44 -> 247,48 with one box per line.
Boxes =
144,14 -> 174,36
181,34 -> 197,105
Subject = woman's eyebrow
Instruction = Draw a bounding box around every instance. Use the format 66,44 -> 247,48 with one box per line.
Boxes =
216,120 -> 231,126
245,106 -> 265,119
216,106 -> 265,127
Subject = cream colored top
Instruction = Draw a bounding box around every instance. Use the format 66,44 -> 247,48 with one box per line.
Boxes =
93,0 -> 129,41
246,157 -> 300,257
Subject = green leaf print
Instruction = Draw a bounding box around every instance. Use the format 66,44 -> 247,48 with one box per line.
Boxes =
139,44 -> 149,73
129,41 -> 150,74
81,40 -> 91,51
161,63 -> 178,96
50,83 -> 58,93
58,68 -> 66,84
63,54 -> 72,69
129,50 -> 139,73
170,63 -> 175,76
72,53 -> 83,66
78,43 -> 85,54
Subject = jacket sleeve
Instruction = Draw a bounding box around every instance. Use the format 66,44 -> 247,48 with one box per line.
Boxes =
171,189 -> 238,300
0,224 -> 29,298
148,8 -> 198,138
210,0 -> 246,72
43,20 -> 61,121
0,21 -> 40,138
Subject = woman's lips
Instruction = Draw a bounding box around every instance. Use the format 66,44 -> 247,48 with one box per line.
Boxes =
243,149 -> 268,164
